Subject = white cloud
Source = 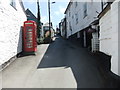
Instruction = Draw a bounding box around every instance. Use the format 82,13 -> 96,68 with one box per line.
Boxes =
59,7 -> 66,14
41,16 -> 48,23
54,6 -> 66,16
55,11 -> 60,16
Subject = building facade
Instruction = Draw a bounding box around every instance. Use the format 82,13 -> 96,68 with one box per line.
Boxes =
65,0 -> 102,38
0,0 -> 27,67
99,0 -> 120,76
59,18 -> 67,38
64,0 -> 102,49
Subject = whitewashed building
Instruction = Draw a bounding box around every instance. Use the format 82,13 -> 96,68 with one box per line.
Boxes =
59,18 -> 67,38
64,0 -> 102,50
99,0 -> 120,76
0,0 -> 27,68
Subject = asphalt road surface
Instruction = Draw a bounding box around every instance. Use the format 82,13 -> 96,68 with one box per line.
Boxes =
2,36 -> 106,88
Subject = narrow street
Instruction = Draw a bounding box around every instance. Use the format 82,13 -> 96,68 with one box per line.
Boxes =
2,36 -> 105,88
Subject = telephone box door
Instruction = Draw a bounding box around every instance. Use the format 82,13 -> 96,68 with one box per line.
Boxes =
23,20 -> 37,52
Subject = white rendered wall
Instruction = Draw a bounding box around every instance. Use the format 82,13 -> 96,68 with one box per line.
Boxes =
0,0 -> 27,65
111,0 -> 119,75
118,1 -> 120,76
99,0 -> 120,76
65,0 -> 102,38
99,10 -> 112,55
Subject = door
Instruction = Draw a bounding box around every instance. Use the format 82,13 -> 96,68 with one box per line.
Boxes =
24,25 -> 34,52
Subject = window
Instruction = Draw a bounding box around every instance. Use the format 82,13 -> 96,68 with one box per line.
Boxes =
75,13 -> 78,24
102,0 -> 108,5
102,0 -> 108,9
10,0 -> 16,10
69,22 -> 72,34
72,15 -> 74,19
75,1 -> 78,7
69,10 -> 71,17
83,2 -> 87,18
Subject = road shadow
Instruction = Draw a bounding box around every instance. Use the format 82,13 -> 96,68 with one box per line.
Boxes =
37,36 -> 68,68
37,36 -> 119,88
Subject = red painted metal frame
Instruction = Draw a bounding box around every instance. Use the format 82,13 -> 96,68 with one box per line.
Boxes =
23,20 -> 37,52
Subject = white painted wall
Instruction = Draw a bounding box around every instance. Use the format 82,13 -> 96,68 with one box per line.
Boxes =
65,3 -> 73,38
111,0 -> 120,75
0,0 -> 27,65
99,10 -> 112,55
65,0 -> 102,38
99,0 -> 120,76
118,1 -> 120,76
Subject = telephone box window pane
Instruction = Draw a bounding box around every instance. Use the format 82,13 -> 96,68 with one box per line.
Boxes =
26,35 -> 32,38
26,43 -> 33,48
26,26 -> 32,31
27,43 -> 32,46
26,39 -> 32,42
26,32 -> 32,35
25,23 -> 33,25
27,46 -> 33,48
27,29 -> 32,31
27,38 -> 32,40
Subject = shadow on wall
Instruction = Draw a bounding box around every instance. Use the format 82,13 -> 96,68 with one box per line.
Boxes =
17,26 -> 23,55
1,26 -> 24,70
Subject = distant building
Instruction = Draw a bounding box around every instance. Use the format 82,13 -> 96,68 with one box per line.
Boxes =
0,0 -> 27,68
59,18 -> 67,38
44,22 -> 53,27
25,9 -> 37,23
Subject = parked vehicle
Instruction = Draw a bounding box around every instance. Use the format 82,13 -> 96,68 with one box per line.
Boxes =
41,25 -> 54,43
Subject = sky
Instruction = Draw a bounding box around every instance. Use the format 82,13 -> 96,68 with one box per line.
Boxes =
23,0 -> 69,29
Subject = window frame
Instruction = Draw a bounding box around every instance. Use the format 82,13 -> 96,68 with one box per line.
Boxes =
69,10 -> 71,17
75,13 -> 78,24
75,1 -> 78,8
83,2 -> 87,18
72,15 -> 74,19
10,0 -> 17,10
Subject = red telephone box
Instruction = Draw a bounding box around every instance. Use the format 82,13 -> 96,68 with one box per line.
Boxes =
23,20 -> 37,53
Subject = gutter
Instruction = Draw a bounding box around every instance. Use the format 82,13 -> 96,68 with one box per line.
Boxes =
98,2 -> 114,19
64,0 -> 73,14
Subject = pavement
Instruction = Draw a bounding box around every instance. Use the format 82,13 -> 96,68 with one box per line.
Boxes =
0,36 -> 117,88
